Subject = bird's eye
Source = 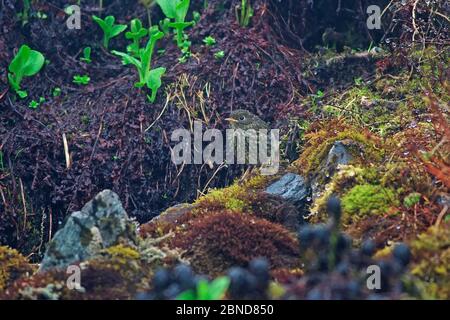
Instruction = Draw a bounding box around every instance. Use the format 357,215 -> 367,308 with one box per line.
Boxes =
239,116 -> 246,121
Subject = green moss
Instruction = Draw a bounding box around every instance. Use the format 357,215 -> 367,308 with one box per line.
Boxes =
403,192 -> 422,208
341,184 -> 399,220
0,246 -> 34,291
195,174 -> 272,213
294,120 -> 385,177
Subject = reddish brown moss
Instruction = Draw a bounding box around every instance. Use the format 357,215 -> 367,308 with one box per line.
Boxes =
171,211 -> 300,276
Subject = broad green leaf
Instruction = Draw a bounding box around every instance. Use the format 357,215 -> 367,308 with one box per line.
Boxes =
196,280 -> 210,300
22,50 -> 45,76
17,90 -> 28,99
105,15 -> 115,26
176,290 -> 196,300
92,15 -> 108,31
111,51 -> 142,69
175,0 -> 190,22
168,21 -> 194,32
208,276 -> 230,300
130,19 -> 143,33
110,24 -> 127,37
147,67 -> 166,88
9,45 -> 31,74
155,0 -> 178,19
147,67 -> 166,103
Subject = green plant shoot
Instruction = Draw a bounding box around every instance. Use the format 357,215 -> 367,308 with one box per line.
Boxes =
177,276 -> 230,300
126,19 -> 148,57
92,15 -> 127,49
214,50 -> 225,59
73,75 -> 90,85
155,0 -> 194,48
203,36 -> 216,46
80,47 -> 92,63
8,45 -> 45,98
112,26 -> 166,103
236,0 -> 253,27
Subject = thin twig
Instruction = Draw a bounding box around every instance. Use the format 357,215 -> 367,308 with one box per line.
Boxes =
62,133 -> 71,169
145,92 -> 171,132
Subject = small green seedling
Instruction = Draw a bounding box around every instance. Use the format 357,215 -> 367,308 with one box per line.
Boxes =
53,87 -> 62,97
28,97 -> 45,109
156,0 -> 194,48
126,19 -> 148,57
178,38 -> 192,63
236,0 -> 253,27
80,47 -> 92,63
214,50 -> 225,59
159,18 -> 171,35
36,11 -> 48,19
112,26 -> 166,103
8,45 -> 45,99
92,15 -> 127,49
29,100 -> 39,109
18,0 -> 31,26
193,11 -> 201,24
73,75 -> 90,85
203,36 -> 216,46
177,276 -> 230,300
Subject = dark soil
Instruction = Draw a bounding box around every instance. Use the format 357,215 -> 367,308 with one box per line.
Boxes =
0,0 -> 308,256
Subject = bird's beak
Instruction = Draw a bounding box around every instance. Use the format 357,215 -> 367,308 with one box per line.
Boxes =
225,118 -> 238,123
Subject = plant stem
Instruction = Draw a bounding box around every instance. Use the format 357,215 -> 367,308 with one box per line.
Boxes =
147,7 -> 152,27
176,29 -> 184,48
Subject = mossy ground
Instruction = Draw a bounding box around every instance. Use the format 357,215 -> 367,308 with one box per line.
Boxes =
0,1 -> 448,299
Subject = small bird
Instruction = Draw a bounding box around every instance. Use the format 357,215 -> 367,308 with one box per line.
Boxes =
225,109 -> 269,131
225,109 -> 278,176
322,28 -> 346,52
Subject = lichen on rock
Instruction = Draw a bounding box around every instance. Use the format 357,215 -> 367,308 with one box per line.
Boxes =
39,190 -> 138,271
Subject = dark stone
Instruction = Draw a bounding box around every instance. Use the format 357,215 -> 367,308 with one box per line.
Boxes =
265,173 -> 310,205
311,140 -> 352,200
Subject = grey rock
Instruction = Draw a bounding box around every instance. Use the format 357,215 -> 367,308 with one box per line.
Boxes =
150,203 -> 197,225
265,173 -> 309,205
325,141 -> 352,170
39,190 -> 137,272
311,140 -> 352,200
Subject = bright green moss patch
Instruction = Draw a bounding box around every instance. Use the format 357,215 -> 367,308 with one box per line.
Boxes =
342,184 -> 399,220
